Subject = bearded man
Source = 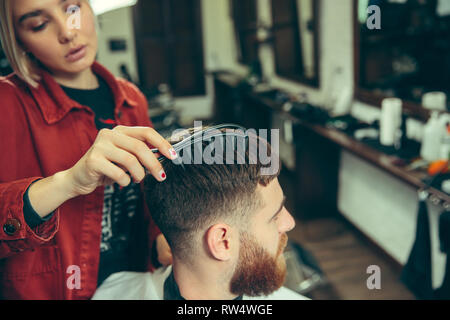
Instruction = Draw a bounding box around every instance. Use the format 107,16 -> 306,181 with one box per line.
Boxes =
93,130 -> 307,300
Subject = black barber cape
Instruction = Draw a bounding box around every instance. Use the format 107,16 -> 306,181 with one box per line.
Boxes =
163,271 -> 243,300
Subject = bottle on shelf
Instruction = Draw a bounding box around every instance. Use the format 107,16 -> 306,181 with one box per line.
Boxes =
439,114 -> 450,160
421,112 -> 444,162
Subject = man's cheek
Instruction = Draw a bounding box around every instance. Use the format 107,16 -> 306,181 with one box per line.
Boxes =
267,243 -> 278,258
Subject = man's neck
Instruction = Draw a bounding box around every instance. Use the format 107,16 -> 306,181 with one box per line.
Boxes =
172,259 -> 239,300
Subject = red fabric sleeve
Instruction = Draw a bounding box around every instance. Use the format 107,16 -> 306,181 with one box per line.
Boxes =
0,82 -> 60,259
0,178 -> 60,259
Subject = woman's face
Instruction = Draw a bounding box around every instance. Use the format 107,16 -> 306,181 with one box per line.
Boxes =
12,0 -> 97,77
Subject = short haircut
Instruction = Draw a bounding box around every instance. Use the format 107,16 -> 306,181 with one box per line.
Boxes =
143,129 -> 280,262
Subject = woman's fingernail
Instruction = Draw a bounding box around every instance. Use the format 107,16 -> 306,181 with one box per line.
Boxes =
169,148 -> 178,159
159,170 -> 167,181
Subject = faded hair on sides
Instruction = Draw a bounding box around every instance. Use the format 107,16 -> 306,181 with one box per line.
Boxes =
143,129 -> 280,263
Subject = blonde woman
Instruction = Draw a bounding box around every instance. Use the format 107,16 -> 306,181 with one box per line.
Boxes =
0,0 -> 174,299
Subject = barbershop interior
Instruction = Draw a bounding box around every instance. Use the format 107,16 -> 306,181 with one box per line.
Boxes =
3,0 -> 450,300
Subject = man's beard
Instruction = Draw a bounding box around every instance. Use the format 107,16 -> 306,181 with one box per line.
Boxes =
229,232 -> 288,297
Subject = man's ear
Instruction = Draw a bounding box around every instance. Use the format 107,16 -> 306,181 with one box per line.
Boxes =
205,223 -> 235,261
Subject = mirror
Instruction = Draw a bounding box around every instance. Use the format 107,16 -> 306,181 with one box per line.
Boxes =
354,0 -> 450,120
271,0 -> 320,87
231,0 -> 259,66
231,0 -> 320,87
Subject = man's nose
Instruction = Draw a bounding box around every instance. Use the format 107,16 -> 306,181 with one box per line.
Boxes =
279,209 -> 296,233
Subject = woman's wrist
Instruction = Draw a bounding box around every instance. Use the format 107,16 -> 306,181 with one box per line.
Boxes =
57,169 -> 82,199
27,169 -> 78,218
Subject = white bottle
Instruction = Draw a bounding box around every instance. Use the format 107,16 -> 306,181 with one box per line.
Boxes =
422,91 -> 447,112
421,112 -> 444,162
440,132 -> 450,160
380,98 -> 403,146
439,114 -> 450,160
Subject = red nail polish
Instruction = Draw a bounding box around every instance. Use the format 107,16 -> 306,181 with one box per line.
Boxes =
169,148 -> 178,159
159,170 -> 167,181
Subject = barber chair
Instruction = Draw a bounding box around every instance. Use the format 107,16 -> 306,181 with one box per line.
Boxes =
284,241 -> 327,295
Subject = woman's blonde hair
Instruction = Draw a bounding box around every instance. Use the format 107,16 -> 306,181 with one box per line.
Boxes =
0,0 -> 97,88
0,0 -> 41,88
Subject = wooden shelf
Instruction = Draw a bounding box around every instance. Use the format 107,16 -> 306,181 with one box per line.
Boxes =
215,73 -> 450,205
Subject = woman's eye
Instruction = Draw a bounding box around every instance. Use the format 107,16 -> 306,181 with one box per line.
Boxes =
32,22 -> 47,32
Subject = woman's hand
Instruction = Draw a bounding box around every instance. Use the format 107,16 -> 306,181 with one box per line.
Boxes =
155,234 -> 173,266
66,126 -> 177,197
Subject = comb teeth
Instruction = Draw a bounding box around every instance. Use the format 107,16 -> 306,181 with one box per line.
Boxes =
152,123 -> 247,165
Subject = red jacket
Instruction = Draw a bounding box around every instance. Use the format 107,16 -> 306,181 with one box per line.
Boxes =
0,62 -> 161,300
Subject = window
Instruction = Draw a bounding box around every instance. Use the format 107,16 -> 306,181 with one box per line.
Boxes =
355,0 -> 450,119
231,0 -> 259,65
271,0 -> 320,87
133,0 -> 205,97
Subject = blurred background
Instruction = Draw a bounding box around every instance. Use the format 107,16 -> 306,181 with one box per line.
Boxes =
3,0 -> 450,300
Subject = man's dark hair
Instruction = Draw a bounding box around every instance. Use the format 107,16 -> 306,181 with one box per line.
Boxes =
143,128 -> 280,262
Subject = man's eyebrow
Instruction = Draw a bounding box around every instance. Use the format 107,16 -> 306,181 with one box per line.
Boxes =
269,196 -> 286,222
18,0 -> 68,24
